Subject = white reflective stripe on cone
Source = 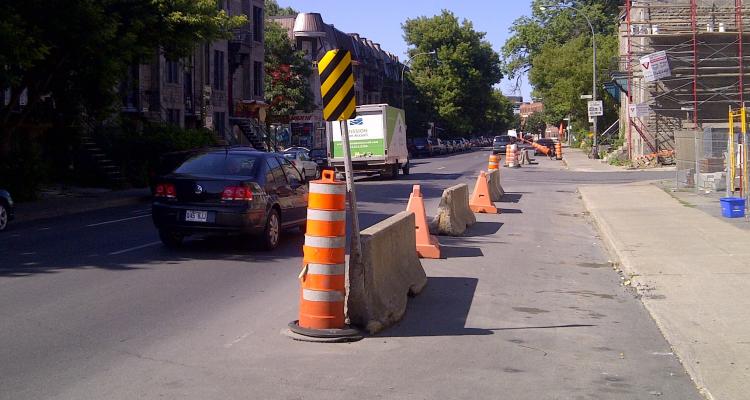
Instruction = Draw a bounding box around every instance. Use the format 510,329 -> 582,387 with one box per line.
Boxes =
307,209 -> 346,221
307,263 -> 346,275
304,235 -> 346,248
302,288 -> 344,302
309,182 -> 346,195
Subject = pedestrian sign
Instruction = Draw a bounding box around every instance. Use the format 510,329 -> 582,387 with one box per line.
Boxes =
318,49 -> 357,122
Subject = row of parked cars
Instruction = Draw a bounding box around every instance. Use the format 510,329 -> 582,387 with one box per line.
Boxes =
407,137 -> 492,158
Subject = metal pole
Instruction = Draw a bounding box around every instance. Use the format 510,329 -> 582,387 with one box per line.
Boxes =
695,129 -> 700,192
591,29 -> 598,158
338,120 -> 361,263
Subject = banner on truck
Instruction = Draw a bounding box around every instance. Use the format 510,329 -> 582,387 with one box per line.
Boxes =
331,114 -> 386,158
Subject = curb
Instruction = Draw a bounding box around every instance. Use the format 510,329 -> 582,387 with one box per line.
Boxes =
578,185 -> 713,400
14,196 -> 150,225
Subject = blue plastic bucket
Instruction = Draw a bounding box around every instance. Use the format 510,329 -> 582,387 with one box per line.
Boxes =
720,197 -> 746,218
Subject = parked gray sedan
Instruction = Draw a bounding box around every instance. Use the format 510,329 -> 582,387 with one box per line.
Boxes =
0,189 -> 15,231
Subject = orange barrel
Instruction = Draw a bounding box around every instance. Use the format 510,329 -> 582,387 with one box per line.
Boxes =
488,154 -> 499,171
299,170 -> 347,330
555,142 -> 563,160
506,144 -> 517,168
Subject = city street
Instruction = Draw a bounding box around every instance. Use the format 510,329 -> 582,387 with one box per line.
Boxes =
0,150 -> 701,399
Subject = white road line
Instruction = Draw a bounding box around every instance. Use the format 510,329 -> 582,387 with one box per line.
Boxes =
437,166 -> 446,170
87,214 -> 151,227
108,241 -> 161,255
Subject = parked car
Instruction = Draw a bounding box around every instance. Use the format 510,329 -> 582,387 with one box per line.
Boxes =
309,148 -> 328,170
281,148 -> 318,180
428,138 -> 446,155
0,189 -> 15,231
492,135 -> 513,154
151,148 -> 308,250
460,138 -> 472,151
411,137 -> 432,157
535,138 -> 556,156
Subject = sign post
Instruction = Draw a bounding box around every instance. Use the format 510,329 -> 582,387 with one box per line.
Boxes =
317,49 -> 361,262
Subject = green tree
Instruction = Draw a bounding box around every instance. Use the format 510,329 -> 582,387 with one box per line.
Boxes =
523,112 -> 547,137
0,0 -> 245,156
264,20 -> 314,130
402,10 -> 506,135
265,0 -> 297,17
502,0 -> 619,80
528,33 -> 618,133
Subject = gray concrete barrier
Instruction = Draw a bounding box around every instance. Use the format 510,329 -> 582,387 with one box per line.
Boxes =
487,169 -> 505,201
432,183 -> 476,236
347,211 -> 428,334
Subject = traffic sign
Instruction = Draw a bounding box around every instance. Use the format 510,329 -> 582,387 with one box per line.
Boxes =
317,49 -> 357,121
587,100 -> 604,117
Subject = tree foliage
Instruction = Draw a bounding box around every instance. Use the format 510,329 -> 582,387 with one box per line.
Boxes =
265,0 -> 297,17
402,10 -> 509,135
264,20 -> 314,121
502,0 -> 619,80
502,0 -> 620,133
0,0 -> 246,155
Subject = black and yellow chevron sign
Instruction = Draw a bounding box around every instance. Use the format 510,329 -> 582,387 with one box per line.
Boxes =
318,49 -> 356,122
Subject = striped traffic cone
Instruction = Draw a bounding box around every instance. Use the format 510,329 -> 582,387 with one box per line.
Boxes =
288,170 -> 361,341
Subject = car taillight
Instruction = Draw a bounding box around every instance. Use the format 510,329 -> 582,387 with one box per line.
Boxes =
155,183 -> 176,198
222,186 -> 253,201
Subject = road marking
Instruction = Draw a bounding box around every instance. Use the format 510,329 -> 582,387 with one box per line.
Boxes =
224,332 -> 253,348
108,241 -> 161,255
87,214 -> 151,227
437,166 -> 446,170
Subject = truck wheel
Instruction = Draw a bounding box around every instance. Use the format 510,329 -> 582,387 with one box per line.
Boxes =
391,164 -> 399,179
402,162 -> 410,176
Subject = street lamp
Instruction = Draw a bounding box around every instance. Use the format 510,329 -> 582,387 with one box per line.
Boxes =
401,50 -> 437,110
540,3 -> 599,158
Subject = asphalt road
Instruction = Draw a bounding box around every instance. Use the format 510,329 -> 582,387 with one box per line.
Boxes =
0,150 -> 700,400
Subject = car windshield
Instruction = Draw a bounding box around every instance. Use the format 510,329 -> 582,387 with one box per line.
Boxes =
413,138 -> 428,145
174,153 -> 259,176
282,152 -> 299,160
494,136 -> 510,143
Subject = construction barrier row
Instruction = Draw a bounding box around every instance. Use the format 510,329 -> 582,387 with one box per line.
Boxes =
291,152 -> 512,339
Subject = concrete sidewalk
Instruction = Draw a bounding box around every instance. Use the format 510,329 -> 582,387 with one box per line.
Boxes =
14,186 -> 151,224
563,147 -> 624,172
580,183 -> 750,400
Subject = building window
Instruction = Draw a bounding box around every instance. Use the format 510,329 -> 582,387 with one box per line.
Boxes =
253,61 -> 263,97
213,50 -> 225,91
253,6 -> 263,42
214,112 -> 226,137
166,60 -> 180,84
166,109 -> 181,126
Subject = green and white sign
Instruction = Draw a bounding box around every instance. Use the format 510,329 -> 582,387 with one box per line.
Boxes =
331,113 -> 386,158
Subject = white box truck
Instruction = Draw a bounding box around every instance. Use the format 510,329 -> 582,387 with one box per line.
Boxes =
326,104 -> 409,178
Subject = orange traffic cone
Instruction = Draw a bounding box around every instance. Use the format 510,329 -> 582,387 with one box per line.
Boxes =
406,185 -> 441,259
469,171 -> 498,214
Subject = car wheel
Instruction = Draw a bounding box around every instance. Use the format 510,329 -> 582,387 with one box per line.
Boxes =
262,209 -> 281,250
0,203 -> 8,231
402,162 -> 410,175
159,229 -> 184,248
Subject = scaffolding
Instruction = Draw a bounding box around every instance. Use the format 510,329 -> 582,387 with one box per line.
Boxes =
621,0 -> 750,168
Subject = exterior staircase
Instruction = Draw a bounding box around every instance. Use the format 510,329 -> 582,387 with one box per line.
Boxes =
230,118 -> 268,151
79,135 -> 128,187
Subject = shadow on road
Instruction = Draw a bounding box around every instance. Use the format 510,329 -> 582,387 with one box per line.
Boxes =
498,193 -> 524,203
375,277 -> 494,337
462,221 -> 503,237
441,245 -> 484,258
498,208 -> 523,214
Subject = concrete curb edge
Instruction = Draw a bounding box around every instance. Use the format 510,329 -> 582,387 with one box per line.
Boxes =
577,185 -> 714,400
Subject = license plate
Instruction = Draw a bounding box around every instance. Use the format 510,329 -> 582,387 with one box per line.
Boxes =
185,210 -> 208,222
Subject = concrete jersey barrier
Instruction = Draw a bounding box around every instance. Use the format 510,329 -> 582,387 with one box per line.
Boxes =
432,183 -> 476,236
347,211 -> 428,334
487,169 -> 504,201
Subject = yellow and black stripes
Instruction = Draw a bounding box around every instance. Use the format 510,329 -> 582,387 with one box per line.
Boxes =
318,49 -> 356,121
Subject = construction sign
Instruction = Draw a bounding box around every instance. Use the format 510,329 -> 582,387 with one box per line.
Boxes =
640,50 -> 671,82
318,49 -> 357,122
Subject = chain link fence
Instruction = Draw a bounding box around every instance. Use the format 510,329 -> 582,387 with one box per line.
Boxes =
675,127 -> 732,192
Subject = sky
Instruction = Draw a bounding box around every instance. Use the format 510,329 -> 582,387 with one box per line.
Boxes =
279,0 -> 535,101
